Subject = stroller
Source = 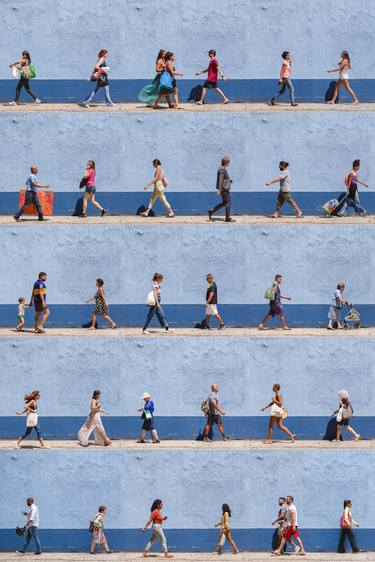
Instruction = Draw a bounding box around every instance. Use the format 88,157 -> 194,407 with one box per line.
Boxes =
342,305 -> 360,329
320,192 -> 348,217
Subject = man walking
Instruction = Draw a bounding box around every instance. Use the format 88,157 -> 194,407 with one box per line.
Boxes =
203,384 -> 229,441
258,274 -> 292,331
208,156 -> 235,223
274,496 -> 306,556
16,497 -> 42,555
204,274 -> 225,330
14,166 -> 50,222
195,49 -> 229,105
272,497 -> 298,553
30,272 -> 49,334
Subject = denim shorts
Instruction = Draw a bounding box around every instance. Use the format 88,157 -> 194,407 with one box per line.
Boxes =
85,185 -> 96,194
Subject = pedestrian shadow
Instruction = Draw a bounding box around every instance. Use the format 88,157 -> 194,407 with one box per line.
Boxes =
325,80 -> 339,103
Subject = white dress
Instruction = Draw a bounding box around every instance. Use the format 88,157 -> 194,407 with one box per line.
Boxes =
78,411 -> 109,446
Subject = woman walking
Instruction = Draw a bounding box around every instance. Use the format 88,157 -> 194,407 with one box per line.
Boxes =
142,273 -> 171,333
142,159 -> 175,218
338,500 -> 363,554
153,52 -> 183,110
331,390 -> 360,441
142,499 -> 173,558
138,50 -> 173,108
15,390 -> 48,449
137,392 -> 160,444
90,505 -> 113,554
327,51 -> 359,104
327,283 -> 351,330
78,390 -> 111,447
9,51 -> 41,105
261,384 -> 296,444
84,49 -> 115,107
81,161 -> 106,217
86,279 -> 117,329
269,51 -> 298,107
343,159 -> 368,216
213,504 -> 239,555
265,161 -> 303,218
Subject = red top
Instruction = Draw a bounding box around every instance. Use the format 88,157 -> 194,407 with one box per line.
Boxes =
86,168 -> 96,187
150,510 -> 164,524
208,58 -> 219,82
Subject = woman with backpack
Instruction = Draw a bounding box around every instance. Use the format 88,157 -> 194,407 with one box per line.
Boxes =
90,505 -> 113,554
83,49 -> 115,108
137,392 -> 160,444
142,159 -> 175,218
142,273 -> 172,334
78,390 -> 112,447
9,51 -> 41,105
142,499 -> 173,558
327,50 -> 359,104
331,390 -> 360,441
213,504 -> 240,555
15,390 -> 48,449
338,500 -> 363,553
261,383 -> 296,444
80,160 -> 106,217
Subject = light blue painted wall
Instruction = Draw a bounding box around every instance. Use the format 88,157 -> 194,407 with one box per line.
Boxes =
0,224 -> 373,305
0,0 -> 374,79
1,336 -> 374,417
2,449 -> 375,529
1,112 -> 374,193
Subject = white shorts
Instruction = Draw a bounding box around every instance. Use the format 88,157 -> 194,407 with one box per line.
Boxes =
339,74 -> 349,80
206,304 -> 218,316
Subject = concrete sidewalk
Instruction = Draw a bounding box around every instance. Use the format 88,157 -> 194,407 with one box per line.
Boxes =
2,215 -> 374,225
0,327 -> 373,338
2,439 -> 373,451
1,102 -> 374,113
0,552 -> 373,561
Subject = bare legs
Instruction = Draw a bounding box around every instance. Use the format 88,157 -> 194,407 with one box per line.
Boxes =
215,530 -> 239,554
328,79 -> 359,104
336,423 -> 360,441
264,417 -> 296,444
259,313 -> 290,331
197,86 -> 229,105
89,312 -> 116,329
82,192 -> 104,216
34,309 -> 50,333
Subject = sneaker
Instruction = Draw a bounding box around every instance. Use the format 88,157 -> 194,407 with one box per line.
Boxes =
101,209 -> 107,217
107,103 -> 116,107
291,103 -> 299,107
83,102 -> 91,108
9,101 -> 19,106
223,435 -> 230,441
218,324 -> 226,330
269,98 -> 275,106
16,551 -> 25,554
13,215 -> 20,222
142,330 -> 151,334
208,209 -> 213,220
34,99 -> 41,104
294,546 -> 301,554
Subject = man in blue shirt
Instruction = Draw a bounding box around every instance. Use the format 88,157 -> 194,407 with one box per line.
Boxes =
29,272 -> 49,333
14,166 -> 50,221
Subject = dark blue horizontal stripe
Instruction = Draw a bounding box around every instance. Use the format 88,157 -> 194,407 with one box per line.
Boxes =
1,416 -> 373,440
0,78 -> 374,103
0,304 -> 372,328
1,528 -> 374,552
1,191 -> 374,216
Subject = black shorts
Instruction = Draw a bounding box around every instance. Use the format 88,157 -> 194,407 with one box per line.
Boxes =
338,419 -> 350,426
85,185 -> 96,194
207,414 -> 221,426
34,303 -> 45,312
203,80 -> 217,89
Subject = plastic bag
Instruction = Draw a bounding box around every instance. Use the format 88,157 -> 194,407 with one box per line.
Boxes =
11,66 -> 19,79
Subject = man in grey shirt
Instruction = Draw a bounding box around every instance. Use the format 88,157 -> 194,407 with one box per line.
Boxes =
202,384 -> 229,441
208,156 -> 235,222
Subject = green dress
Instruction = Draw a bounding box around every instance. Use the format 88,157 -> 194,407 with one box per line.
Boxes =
138,73 -> 161,104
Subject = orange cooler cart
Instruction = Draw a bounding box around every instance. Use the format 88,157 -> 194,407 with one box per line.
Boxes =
19,189 -> 54,216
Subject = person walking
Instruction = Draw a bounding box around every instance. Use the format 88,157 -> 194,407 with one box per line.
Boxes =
342,159 -> 368,216
153,52 -> 183,110
195,50 -> 229,105
14,166 -> 50,222
269,51 -> 298,107
265,161 -> 303,218
142,160 -> 175,218
208,157 -> 235,222
80,160 -> 106,217
16,297 -> 29,332
272,497 -> 297,553
137,392 -> 160,444
327,51 -> 359,104
15,390 -> 48,449
86,279 -> 117,329
258,275 -> 292,331
142,499 -> 173,558
331,390 -> 360,441
84,49 -> 115,107
327,283 -> 352,329
204,274 -> 225,330
261,384 -> 296,444
213,504 -> 239,555
138,50 -> 173,108
142,273 -> 172,334
29,272 -> 49,334
202,384 -> 229,441
78,390 -> 112,447
9,51 -> 41,105
274,496 -> 306,556
338,500 -> 364,554
16,498 -> 42,555
90,505 -> 113,554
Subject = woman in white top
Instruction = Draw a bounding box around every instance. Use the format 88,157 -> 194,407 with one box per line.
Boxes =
328,283 -> 351,329
331,390 -> 360,441
90,505 -> 113,554
142,273 -> 172,334
78,390 -> 111,447
142,159 -> 175,218
327,50 -> 359,104
261,384 -> 296,444
15,390 -> 48,449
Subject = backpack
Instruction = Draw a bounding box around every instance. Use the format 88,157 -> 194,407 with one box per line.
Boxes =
201,398 -> 210,415
264,284 -> 277,300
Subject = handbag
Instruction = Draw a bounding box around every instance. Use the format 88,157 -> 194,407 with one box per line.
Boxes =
28,65 -> 36,79
219,533 -> 226,547
26,412 -> 38,427
146,291 -> 156,306
336,406 -> 343,422
16,526 -> 25,536
79,177 -> 88,189
162,176 -> 169,188
159,71 -> 173,91
340,514 -> 351,529
89,521 -> 94,533
144,410 -> 152,420
11,66 -> 20,79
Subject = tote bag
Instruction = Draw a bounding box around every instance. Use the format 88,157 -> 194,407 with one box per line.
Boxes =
159,71 -> 173,92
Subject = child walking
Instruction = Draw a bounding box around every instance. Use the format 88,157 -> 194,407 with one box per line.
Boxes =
265,161 -> 303,218
204,274 -> 225,330
17,297 -> 29,332
214,504 -> 239,555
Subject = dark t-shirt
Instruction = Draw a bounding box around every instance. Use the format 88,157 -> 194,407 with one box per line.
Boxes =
270,284 -> 281,304
33,279 -> 46,307
206,282 -> 217,304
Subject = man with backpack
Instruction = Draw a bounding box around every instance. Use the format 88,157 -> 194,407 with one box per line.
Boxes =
202,384 -> 229,441
258,274 -> 292,331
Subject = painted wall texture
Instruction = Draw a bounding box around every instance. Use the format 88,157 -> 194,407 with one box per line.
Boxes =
0,224 -> 373,305
0,0 -> 374,79
1,112 -> 374,193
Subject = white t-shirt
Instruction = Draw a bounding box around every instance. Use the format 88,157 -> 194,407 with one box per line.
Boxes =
279,170 -> 291,192
18,303 -> 26,316
332,289 -> 343,307
286,504 -> 298,526
28,504 -> 39,527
